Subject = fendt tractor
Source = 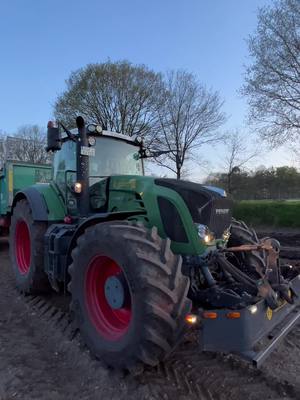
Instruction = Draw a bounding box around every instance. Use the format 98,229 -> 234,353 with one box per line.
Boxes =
8,116 -> 300,371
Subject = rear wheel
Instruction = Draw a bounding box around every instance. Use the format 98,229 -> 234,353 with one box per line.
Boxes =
9,199 -> 50,293
68,221 -> 191,371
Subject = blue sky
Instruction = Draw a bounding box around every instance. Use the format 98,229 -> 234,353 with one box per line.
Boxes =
1,0 -> 287,178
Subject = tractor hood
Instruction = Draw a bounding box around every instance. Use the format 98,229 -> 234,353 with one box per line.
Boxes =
155,178 -> 233,238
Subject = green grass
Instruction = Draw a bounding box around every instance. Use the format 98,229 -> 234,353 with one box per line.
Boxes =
233,200 -> 300,228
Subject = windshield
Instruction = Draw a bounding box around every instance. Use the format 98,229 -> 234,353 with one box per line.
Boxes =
89,137 -> 143,178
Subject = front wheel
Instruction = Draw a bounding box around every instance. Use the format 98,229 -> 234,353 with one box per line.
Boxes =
68,221 -> 191,371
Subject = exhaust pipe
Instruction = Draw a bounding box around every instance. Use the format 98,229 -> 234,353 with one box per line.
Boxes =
76,116 -> 90,217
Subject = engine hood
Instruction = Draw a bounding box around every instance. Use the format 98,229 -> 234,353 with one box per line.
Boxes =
155,178 -> 233,237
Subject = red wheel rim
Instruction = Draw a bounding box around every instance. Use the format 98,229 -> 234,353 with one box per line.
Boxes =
15,220 -> 31,275
85,255 -> 132,341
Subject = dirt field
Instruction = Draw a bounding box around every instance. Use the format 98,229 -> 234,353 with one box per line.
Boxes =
0,237 -> 300,400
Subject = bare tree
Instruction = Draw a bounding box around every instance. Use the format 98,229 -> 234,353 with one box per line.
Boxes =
222,131 -> 260,194
54,60 -> 164,142
242,0 -> 300,145
4,125 -> 50,164
152,71 -> 226,179
14,125 -> 49,163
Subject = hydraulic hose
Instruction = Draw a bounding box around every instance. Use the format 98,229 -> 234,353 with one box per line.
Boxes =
216,253 -> 257,292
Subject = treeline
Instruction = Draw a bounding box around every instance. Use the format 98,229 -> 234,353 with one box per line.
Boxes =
205,166 -> 300,200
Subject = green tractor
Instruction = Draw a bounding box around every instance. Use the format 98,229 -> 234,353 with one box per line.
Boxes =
9,116 -> 300,370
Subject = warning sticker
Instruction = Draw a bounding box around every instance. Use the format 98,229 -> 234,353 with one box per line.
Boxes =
266,307 -> 273,321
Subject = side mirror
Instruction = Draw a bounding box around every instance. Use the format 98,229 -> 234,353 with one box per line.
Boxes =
46,121 -> 61,152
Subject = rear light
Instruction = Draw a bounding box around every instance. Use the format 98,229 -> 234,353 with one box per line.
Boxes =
203,311 -> 217,319
64,216 -> 73,224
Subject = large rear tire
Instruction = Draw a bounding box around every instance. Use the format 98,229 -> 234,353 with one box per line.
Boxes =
68,221 -> 191,371
9,199 -> 50,294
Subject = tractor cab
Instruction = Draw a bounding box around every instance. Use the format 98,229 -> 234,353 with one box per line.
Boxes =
47,118 -> 144,216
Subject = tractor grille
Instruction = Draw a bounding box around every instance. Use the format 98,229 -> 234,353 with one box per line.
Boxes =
155,179 -> 232,238
200,197 -> 233,237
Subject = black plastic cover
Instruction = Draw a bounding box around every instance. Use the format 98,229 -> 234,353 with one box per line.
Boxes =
158,197 -> 188,242
46,127 -> 61,152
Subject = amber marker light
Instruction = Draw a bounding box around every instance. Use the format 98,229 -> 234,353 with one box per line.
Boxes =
226,312 -> 241,319
203,311 -> 217,319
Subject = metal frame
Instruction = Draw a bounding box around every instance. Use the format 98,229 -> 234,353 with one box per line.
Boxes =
199,274 -> 300,367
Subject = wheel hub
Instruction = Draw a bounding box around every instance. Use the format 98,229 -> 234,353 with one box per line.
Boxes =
104,274 -> 129,309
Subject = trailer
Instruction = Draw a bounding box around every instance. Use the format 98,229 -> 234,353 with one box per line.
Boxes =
0,161 -> 51,235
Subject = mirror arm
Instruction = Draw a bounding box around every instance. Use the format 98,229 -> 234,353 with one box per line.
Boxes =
139,149 -> 178,159
58,122 -> 77,141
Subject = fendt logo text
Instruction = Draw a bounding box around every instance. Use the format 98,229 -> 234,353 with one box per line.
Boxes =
215,209 -> 229,215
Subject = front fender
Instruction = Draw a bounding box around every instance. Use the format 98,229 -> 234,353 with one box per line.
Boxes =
67,210 -> 145,265
12,183 -> 65,222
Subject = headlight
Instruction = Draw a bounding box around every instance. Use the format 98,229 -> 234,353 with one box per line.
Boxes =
88,136 -> 96,146
195,223 -> 214,244
87,124 -> 102,134
73,182 -> 82,193
222,228 -> 231,242
248,305 -> 258,314
95,125 -> 102,134
87,124 -> 96,133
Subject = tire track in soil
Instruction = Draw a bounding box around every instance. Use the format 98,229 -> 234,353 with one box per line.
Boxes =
0,239 -> 298,400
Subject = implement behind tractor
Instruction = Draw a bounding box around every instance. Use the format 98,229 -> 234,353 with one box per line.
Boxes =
6,116 -> 300,371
